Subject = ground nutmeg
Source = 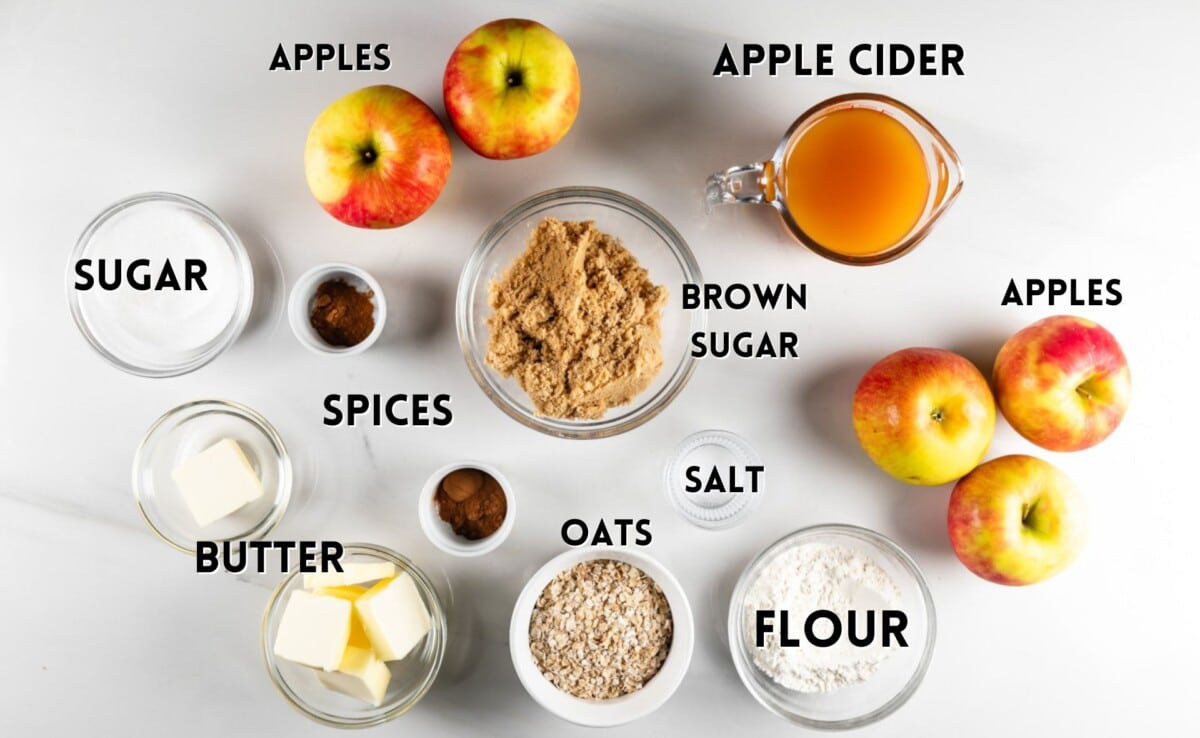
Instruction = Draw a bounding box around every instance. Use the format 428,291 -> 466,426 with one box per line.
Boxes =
436,468 -> 507,540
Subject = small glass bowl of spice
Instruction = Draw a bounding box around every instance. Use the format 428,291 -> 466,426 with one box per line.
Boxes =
288,263 -> 386,355
417,462 -> 514,557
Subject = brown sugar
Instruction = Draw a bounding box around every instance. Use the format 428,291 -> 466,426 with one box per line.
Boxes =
485,218 -> 668,420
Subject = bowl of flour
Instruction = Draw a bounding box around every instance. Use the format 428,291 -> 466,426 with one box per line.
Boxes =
727,524 -> 935,729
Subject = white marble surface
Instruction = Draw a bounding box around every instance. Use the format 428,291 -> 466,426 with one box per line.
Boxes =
2,0 -> 1197,734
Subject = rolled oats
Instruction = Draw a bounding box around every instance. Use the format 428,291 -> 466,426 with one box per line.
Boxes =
529,559 -> 673,700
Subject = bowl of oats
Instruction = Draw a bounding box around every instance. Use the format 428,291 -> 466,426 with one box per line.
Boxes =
509,547 -> 694,726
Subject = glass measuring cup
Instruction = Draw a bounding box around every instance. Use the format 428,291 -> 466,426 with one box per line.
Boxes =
706,93 -> 963,266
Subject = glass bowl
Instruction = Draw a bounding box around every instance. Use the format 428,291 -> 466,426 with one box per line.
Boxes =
663,429 -> 764,530
66,192 -> 254,377
509,547 -> 694,727
262,543 -> 447,728
456,187 -> 705,439
728,524 -> 936,729
132,399 -> 291,554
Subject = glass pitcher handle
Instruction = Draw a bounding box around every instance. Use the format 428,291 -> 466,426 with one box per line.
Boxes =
705,162 -> 768,213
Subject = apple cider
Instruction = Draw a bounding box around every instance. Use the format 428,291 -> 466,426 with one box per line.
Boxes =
780,107 -> 928,258
707,93 -> 963,265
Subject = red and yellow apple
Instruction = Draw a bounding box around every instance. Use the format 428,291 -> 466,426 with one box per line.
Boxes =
443,18 -> 580,159
852,348 -> 995,486
993,315 -> 1131,451
304,85 -> 452,228
948,454 -> 1086,585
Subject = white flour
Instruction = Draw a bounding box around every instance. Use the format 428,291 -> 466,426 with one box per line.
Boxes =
743,542 -> 902,693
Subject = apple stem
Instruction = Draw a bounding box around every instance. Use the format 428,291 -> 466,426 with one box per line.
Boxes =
1021,500 -> 1038,528
506,70 -> 523,88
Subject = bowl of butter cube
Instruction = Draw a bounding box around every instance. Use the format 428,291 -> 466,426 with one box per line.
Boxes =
261,543 -> 448,727
133,399 -> 292,553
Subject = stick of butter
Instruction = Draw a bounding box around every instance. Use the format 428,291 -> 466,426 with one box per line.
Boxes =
272,590 -> 352,671
355,573 -> 432,662
171,438 -> 264,528
315,645 -> 392,707
303,562 -> 396,590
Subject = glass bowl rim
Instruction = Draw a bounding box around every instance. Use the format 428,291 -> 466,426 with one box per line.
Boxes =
131,398 -> 292,554
65,191 -> 255,377
455,185 -> 706,440
260,542 -> 448,729
726,523 -> 937,730
662,428 -> 765,529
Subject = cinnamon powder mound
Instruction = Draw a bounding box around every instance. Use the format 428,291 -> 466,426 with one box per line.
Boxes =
485,218 -> 668,420
310,279 -> 375,347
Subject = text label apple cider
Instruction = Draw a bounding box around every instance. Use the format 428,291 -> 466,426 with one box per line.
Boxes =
712,43 -> 964,77
1001,278 -> 1122,307
269,43 -> 390,71
684,282 -> 806,359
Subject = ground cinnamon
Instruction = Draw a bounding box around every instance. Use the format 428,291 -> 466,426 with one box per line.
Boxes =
436,468 -> 507,540
310,278 -> 375,347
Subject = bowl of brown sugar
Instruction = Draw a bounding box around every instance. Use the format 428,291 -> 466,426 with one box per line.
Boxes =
417,462 -> 514,557
456,187 -> 705,439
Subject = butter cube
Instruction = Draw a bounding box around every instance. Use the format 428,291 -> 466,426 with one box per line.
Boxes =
171,438 -> 263,528
303,562 -> 396,590
315,646 -> 392,707
315,586 -> 371,649
355,574 -> 431,662
273,590 -> 352,671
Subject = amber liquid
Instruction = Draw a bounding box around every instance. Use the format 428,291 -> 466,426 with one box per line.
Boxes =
781,107 -> 930,257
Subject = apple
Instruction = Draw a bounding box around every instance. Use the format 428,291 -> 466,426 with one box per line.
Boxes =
304,85 -> 451,228
443,18 -> 580,159
993,315 -> 1131,451
852,348 -> 995,486
948,454 -> 1086,585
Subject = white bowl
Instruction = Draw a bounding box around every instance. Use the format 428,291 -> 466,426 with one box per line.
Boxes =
417,461 -> 515,557
287,262 -> 386,356
509,547 -> 694,727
